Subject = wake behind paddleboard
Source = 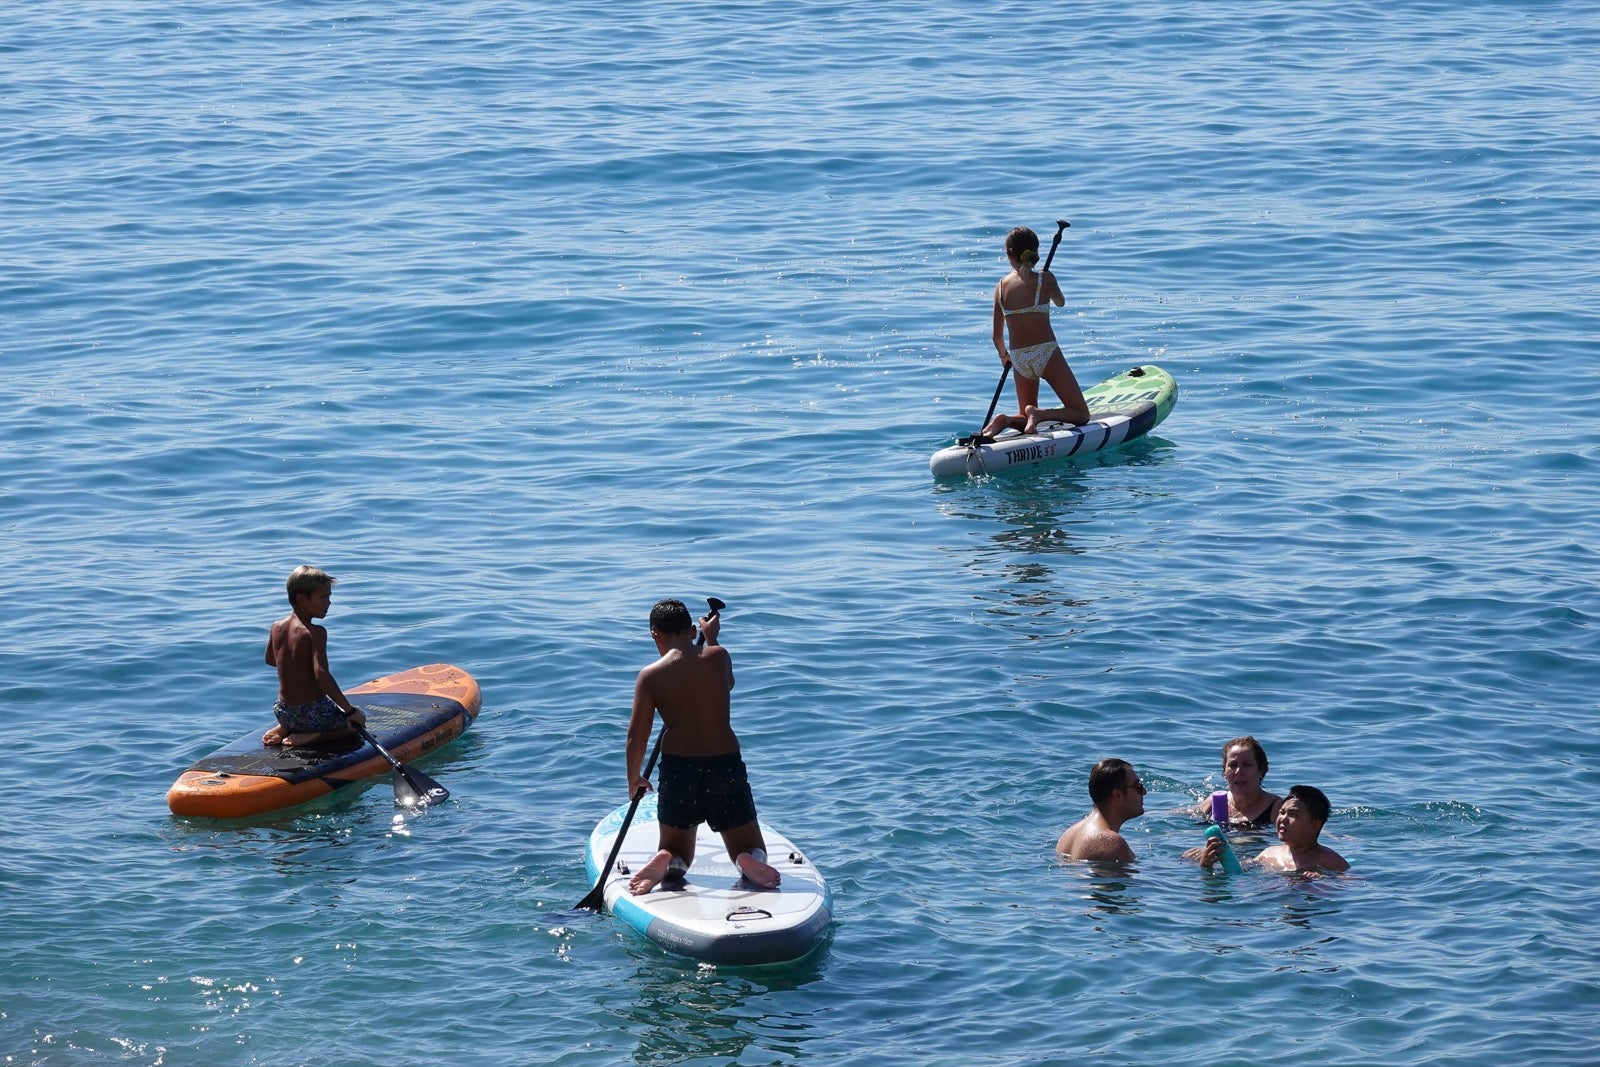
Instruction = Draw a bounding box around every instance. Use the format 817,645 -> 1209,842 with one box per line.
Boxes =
166,663 -> 481,818
584,792 -> 832,966
930,364 -> 1177,478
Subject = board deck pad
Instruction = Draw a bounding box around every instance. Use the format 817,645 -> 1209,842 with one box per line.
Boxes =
930,364 -> 1177,478
187,693 -> 468,784
586,792 -> 832,966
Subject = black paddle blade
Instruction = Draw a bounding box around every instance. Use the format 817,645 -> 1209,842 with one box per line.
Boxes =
696,597 -> 726,648
574,884 -> 606,912
393,766 -> 449,808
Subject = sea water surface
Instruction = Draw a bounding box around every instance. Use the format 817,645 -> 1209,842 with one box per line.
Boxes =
5,1 -> 1600,1063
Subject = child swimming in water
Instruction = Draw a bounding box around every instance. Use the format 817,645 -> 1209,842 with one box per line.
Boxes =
1197,783 -> 1350,874
1254,784 -> 1350,873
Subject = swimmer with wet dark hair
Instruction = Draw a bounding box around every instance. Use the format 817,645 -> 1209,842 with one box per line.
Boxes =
1055,758 -> 1146,864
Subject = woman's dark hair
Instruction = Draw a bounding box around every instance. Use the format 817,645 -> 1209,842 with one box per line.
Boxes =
1222,735 -> 1269,775
1005,226 -> 1040,269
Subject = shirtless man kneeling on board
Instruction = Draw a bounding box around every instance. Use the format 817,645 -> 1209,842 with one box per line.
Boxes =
625,599 -> 780,895
1055,758 -> 1146,863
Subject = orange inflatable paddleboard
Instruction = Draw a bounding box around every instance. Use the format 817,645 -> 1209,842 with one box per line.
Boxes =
167,663 -> 481,818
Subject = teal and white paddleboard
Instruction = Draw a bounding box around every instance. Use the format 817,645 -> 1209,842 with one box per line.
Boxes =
930,364 -> 1177,478
584,792 -> 832,966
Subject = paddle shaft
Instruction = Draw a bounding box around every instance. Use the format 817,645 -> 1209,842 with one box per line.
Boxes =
351,720 -> 403,772
576,730 -> 664,910
972,219 -> 1070,440
975,365 -> 1013,441
1040,219 -> 1069,274
350,719 -> 448,805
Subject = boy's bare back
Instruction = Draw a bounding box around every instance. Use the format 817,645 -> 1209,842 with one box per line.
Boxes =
636,631 -> 737,757
266,612 -> 328,706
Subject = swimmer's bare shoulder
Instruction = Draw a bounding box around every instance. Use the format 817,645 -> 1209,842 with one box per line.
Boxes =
1055,818 -> 1135,863
1257,842 -> 1349,874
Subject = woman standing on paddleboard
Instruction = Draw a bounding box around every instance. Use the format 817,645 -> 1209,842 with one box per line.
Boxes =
982,225 -> 1091,438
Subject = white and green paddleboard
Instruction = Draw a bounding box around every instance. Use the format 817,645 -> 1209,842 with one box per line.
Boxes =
930,365 -> 1177,479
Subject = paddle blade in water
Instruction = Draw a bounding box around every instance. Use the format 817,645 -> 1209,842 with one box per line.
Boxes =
394,767 -> 449,808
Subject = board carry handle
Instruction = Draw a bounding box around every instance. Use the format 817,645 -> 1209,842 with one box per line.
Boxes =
960,219 -> 1070,447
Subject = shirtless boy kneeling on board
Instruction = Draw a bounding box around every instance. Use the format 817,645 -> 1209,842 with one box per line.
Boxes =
625,599 -> 780,895
261,565 -> 365,747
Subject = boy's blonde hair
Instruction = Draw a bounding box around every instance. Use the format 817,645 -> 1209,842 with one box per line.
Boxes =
286,565 -> 336,605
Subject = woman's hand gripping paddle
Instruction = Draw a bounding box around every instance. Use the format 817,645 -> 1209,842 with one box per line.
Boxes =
575,597 -> 724,912
959,219 -> 1070,447
349,716 -> 450,808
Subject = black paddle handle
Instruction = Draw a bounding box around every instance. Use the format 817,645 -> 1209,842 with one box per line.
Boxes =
1040,218 -> 1069,274
695,596 -> 726,648
635,730 -> 665,801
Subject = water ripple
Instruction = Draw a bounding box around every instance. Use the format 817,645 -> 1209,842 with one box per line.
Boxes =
5,0 -> 1600,1063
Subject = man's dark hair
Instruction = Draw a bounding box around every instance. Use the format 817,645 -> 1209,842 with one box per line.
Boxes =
1088,758 -> 1134,806
649,598 -> 693,635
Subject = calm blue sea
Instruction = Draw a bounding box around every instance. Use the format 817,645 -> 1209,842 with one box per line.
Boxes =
5,0 -> 1600,1063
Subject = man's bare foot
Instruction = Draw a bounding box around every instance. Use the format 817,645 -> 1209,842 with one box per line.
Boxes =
629,849 -> 675,895
660,857 -> 689,886
262,725 -> 288,746
737,850 -> 781,890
